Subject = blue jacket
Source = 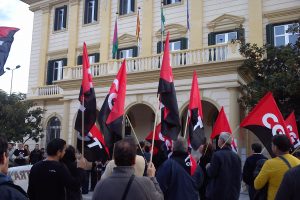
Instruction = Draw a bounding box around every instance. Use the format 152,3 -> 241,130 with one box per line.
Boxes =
156,151 -> 203,200
0,172 -> 28,200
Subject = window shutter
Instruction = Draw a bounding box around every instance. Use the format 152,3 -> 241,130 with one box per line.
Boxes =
133,46 -> 138,57
131,0 -> 135,12
47,61 -> 54,85
94,53 -> 100,62
77,55 -> 83,65
208,32 -> 216,45
62,58 -> 68,67
84,0 -> 89,24
54,9 -> 59,31
266,24 -> 274,45
94,0 -> 98,21
119,0 -> 124,15
53,61 -> 58,82
237,28 -> 245,43
181,38 -> 188,50
157,41 -> 162,53
63,5 -> 67,28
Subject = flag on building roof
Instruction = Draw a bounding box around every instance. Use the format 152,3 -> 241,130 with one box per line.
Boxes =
186,0 -> 190,30
112,17 -> 118,59
161,3 -> 166,35
136,9 -> 140,41
0,27 -> 19,76
240,92 -> 291,157
74,42 -> 97,136
285,111 -> 300,148
98,60 -> 127,153
158,32 -> 181,140
188,71 -> 205,150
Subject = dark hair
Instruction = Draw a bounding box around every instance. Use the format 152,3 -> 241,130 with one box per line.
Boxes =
0,136 -> 8,164
251,143 -> 263,153
272,134 -> 291,152
46,138 -> 66,156
139,141 -> 145,149
114,138 -> 136,166
61,145 -> 76,163
144,145 -> 150,153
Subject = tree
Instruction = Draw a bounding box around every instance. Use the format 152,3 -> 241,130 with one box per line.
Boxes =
238,23 -> 300,123
0,90 -> 45,143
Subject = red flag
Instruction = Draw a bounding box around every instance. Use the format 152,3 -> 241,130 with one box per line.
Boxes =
98,60 -> 127,151
240,92 -> 291,157
189,154 -> 197,175
188,71 -> 205,149
285,111 -> 300,148
158,32 -> 181,140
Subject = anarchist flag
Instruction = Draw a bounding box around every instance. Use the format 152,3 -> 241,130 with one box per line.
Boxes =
285,111 -> 300,148
188,71 -> 206,150
74,42 -> 97,135
77,125 -> 110,162
240,92 -> 291,157
0,27 -> 19,76
210,106 -> 237,151
157,32 -> 181,140
98,60 -> 127,152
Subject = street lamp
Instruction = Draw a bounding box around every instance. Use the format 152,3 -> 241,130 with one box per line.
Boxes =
6,65 -> 21,95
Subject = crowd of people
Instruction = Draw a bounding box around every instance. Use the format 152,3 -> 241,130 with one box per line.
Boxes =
1,132 -> 300,200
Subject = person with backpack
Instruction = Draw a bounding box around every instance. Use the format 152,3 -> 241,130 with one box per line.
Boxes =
242,143 -> 267,200
254,134 -> 300,200
0,135 -> 28,200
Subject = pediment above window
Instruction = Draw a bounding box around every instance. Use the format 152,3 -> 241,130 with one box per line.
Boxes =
155,24 -> 187,39
207,14 -> 245,32
118,34 -> 137,48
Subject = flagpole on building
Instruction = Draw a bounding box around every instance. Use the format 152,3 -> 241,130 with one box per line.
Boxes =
183,111 -> 189,138
160,1 -> 164,53
81,98 -> 85,156
186,0 -> 190,49
136,7 -> 141,56
150,97 -> 160,164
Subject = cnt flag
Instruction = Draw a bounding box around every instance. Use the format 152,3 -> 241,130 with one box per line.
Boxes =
158,32 -> 181,140
74,42 -> 97,136
136,9 -> 140,41
240,92 -> 291,157
285,111 -> 300,148
112,17 -> 118,59
77,125 -> 110,162
210,106 -> 237,152
188,71 -> 206,150
98,60 -> 127,152
0,27 -> 19,76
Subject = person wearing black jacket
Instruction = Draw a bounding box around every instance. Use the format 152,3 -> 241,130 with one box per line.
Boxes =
29,144 -> 43,165
0,135 -> 28,200
28,138 -> 86,200
242,143 -> 267,200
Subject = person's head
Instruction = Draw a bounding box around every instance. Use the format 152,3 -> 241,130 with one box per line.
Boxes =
24,144 -> 29,150
251,143 -> 263,153
8,143 -> 13,150
272,134 -> 291,155
46,138 -> 66,160
139,141 -> 145,150
218,132 -> 232,148
144,145 -> 150,153
114,137 -> 136,166
40,148 -> 45,153
0,136 -> 9,174
61,145 -> 76,163
18,143 -> 24,150
172,137 -> 188,153
35,144 -> 39,150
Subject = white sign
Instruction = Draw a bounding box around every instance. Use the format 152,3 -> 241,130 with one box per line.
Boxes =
8,165 -> 32,191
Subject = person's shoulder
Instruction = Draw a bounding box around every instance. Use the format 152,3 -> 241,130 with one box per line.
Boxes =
0,181 -> 28,199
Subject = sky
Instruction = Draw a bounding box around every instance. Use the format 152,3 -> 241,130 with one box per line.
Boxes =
0,0 -> 33,94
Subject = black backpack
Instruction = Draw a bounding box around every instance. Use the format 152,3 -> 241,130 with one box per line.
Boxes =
253,158 -> 268,200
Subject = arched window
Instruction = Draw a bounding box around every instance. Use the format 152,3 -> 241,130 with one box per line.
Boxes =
46,117 -> 61,144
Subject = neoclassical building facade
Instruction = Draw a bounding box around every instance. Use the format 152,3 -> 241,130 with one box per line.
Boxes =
21,0 -> 300,160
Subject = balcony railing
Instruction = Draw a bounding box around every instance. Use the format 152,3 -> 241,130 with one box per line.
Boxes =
28,85 -> 63,98
63,42 -> 242,80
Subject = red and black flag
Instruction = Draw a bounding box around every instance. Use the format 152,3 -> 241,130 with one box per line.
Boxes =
210,106 -> 237,152
285,111 -> 300,148
74,42 -> 97,135
98,60 -> 127,151
240,92 -> 291,157
188,71 -> 206,150
158,32 -> 181,140
0,27 -> 19,76
77,125 -> 110,162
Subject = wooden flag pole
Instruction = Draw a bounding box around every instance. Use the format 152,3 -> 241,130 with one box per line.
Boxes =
150,97 -> 160,164
220,125 -> 240,149
81,98 -> 85,157
125,115 -> 146,159
183,111 -> 189,139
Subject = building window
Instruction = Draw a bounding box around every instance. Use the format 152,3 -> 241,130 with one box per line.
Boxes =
54,6 -> 67,31
157,38 -> 188,53
46,117 -> 61,144
119,0 -> 135,15
266,22 -> 299,46
208,29 -> 244,45
84,0 -> 98,24
163,0 -> 181,5
77,53 -> 100,65
47,58 -> 67,85
117,46 -> 138,59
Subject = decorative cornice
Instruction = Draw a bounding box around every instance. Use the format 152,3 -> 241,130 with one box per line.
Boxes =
47,49 -> 68,59
25,0 -> 68,12
264,6 -> 300,23
155,24 -> 187,39
207,14 -> 245,32
118,34 -> 137,48
76,43 -> 101,53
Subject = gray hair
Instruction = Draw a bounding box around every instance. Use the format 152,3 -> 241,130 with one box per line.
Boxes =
219,132 -> 232,145
172,137 -> 188,152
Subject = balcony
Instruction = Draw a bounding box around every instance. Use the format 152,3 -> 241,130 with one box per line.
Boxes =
27,85 -> 63,99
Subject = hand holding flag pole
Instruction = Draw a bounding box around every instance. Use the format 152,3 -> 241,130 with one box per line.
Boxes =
150,97 -> 160,164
